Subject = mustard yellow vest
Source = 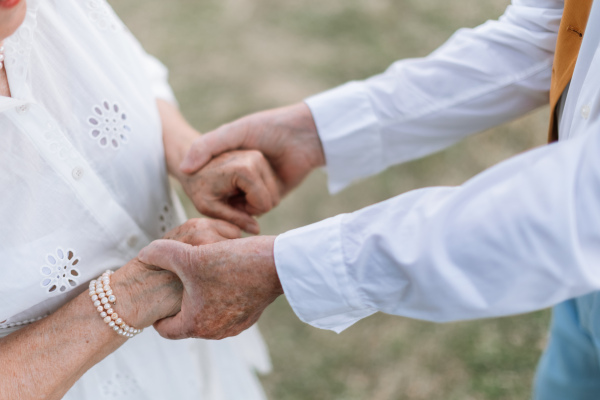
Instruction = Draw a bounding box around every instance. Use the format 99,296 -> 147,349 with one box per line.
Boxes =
548,0 -> 593,141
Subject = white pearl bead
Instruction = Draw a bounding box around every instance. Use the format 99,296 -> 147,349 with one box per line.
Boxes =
93,300 -> 101,307
101,297 -> 108,304
106,290 -> 113,296
108,295 -> 116,303
107,308 -> 114,315
113,326 -> 119,331
91,295 -> 98,301
103,285 -> 111,292
116,318 -> 123,325
111,313 -> 118,320
97,306 -> 104,312
95,288 -> 104,295
104,316 -> 112,323
118,329 -> 124,335
100,312 -> 107,318
89,291 -> 95,297
108,321 -> 115,327
90,280 -> 97,285
98,292 -> 106,299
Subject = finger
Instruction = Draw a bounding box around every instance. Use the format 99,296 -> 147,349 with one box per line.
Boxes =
211,219 -> 243,240
153,313 -> 188,340
235,172 -> 273,216
137,239 -> 194,275
257,158 -> 281,209
180,124 -> 248,174
202,200 -> 260,235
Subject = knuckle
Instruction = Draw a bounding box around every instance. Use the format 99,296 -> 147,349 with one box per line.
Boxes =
247,149 -> 263,161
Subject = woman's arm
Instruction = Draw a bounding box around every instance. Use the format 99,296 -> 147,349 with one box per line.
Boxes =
0,260 -> 181,400
159,99 -> 201,184
0,218 -> 239,400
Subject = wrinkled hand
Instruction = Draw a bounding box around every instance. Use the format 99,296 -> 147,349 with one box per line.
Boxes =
137,236 -> 283,340
112,218 -> 242,328
180,103 -> 325,197
162,217 -> 242,245
178,150 -> 281,235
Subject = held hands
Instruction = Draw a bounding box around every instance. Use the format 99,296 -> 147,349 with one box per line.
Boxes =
138,236 -> 283,340
177,103 -> 325,231
112,218 -> 242,330
139,102 -> 324,339
178,150 -> 281,234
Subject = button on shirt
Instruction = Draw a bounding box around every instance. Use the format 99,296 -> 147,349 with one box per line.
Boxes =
274,0 -> 600,333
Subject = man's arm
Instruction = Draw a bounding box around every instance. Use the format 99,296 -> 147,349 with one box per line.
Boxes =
275,123 -> 600,332
181,0 -> 562,199
140,119 -> 600,338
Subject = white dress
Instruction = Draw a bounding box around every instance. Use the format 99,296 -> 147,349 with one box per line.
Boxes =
0,1 -> 270,398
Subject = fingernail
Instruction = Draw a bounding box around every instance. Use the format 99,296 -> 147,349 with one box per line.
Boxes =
137,248 -> 147,262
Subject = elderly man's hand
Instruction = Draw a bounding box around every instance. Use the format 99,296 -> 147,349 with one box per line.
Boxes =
180,103 -> 325,198
137,236 -> 283,340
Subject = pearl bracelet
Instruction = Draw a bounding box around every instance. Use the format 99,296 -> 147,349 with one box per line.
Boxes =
89,270 -> 142,338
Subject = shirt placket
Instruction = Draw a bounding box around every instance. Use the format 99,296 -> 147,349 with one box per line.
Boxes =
8,104 -> 151,256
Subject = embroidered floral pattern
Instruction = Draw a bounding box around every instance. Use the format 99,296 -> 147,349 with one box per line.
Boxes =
43,121 -> 78,160
4,1 -> 39,80
40,248 -> 81,294
101,372 -> 142,397
86,0 -> 121,32
87,101 -> 130,149
159,204 -> 175,234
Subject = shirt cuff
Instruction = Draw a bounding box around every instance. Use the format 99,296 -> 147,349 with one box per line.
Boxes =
274,214 -> 376,333
305,81 -> 385,194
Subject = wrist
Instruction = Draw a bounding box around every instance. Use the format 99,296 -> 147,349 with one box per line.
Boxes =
110,261 -> 182,328
168,129 -> 200,183
246,235 -> 283,296
275,102 -> 325,169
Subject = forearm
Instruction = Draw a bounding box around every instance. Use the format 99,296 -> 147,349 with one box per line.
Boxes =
276,127 -> 600,332
0,263 -> 180,399
158,99 -> 200,183
0,288 -> 126,399
308,0 -> 562,193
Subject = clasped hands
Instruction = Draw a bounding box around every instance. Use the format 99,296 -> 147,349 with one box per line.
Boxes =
137,103 -> 325,340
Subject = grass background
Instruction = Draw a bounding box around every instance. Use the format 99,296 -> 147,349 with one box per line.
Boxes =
111,0 -> 552,398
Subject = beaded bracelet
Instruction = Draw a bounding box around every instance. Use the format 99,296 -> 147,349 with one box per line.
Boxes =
89,270 -> 142,338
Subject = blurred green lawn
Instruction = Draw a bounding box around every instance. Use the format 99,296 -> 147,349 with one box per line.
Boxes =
112,0 -> 552,398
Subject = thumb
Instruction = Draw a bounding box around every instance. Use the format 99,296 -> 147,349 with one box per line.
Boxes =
153,312 -> 189,340
180,123 -> 249,174
137,239 -> 194,275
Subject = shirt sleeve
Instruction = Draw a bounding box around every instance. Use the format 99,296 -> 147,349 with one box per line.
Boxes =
274,124 -> 600,333
122,29 -> 178,106
306,0 -> 563,194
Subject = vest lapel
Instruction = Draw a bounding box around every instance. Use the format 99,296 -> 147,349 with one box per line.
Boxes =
548,0 -> 593,142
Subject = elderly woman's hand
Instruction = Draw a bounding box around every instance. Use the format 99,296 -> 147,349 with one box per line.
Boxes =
178,150 -> 282,235
159,100 -> 281,235
163,217 -> 242,245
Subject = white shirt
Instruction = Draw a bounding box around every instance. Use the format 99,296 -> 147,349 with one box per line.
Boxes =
274,0 -> 600,333
0,1 -> 269,398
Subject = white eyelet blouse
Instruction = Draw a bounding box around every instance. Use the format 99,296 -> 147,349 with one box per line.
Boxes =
0,1 -> 270,399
